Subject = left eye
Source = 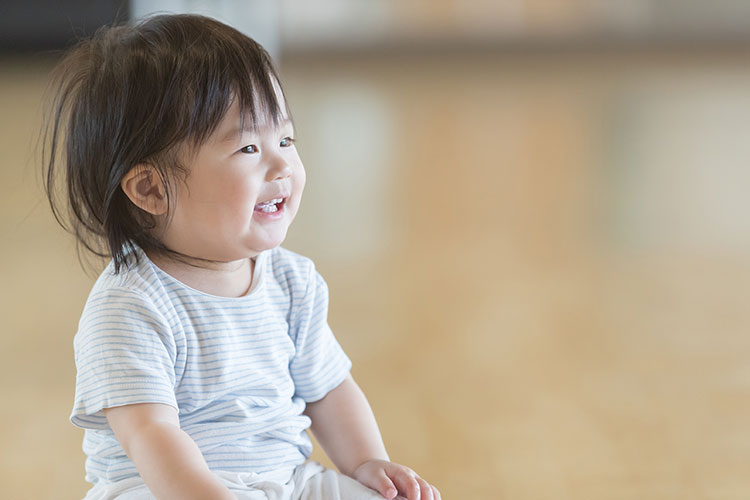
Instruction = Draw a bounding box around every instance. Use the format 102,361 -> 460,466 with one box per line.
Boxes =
280,137 -> 295,147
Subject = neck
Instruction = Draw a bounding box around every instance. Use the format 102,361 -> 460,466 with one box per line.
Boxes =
146,250 -> 256,298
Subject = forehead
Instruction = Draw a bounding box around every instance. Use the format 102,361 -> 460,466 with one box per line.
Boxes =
213,96 -> 293,144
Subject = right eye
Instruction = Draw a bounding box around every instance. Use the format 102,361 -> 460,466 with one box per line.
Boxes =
240,144 -> 258,154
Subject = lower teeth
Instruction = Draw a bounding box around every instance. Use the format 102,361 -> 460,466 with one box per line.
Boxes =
261,204 -> 278,213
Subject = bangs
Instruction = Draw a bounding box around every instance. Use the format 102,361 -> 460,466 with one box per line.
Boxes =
162,16 -> 289,147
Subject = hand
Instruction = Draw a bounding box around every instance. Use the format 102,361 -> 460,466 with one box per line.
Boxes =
352,459 -> 441,500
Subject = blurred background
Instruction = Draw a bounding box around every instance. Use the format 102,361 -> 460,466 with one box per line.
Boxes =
2,0 -> 750,498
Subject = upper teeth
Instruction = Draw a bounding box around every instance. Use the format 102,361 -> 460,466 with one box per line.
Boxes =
261,198 -> 283,205
257,198 -> 283,212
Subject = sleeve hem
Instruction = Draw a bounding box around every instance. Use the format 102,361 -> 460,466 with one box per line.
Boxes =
70,397 -> 179,430
299,357 -> 353,404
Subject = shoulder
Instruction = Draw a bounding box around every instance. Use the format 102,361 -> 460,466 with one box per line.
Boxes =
77,252 -> 172,341
89,248 -> 162,298
264,246 -> 318,291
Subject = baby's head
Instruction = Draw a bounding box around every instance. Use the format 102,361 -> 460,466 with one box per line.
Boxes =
43,14 -> 305,273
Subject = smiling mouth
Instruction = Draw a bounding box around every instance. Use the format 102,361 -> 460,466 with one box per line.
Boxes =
254,197 -> 286,213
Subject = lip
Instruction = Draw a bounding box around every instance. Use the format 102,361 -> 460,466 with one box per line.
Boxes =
253,196 -> 288,219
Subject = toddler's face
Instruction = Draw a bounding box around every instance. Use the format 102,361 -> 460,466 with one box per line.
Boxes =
158,98 -> 305,262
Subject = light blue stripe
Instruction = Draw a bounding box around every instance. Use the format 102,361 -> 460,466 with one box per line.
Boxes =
73,246 -> 351,484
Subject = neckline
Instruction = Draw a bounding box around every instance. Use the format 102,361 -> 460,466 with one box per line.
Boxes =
143,249 -> 267,301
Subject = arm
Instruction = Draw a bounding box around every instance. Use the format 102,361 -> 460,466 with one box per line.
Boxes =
303,373 -> 389,475
104,403 -> 236,500
303,374 -> 440,500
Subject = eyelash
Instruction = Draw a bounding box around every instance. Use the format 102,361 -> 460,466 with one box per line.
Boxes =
239,137 -> 295,154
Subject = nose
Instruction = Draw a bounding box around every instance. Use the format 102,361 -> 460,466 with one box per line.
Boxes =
266,152 -> 293,182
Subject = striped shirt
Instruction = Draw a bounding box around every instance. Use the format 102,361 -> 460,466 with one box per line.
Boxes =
70,245 -> 352,485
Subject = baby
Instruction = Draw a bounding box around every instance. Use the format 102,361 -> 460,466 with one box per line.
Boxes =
42,14 -> 440,500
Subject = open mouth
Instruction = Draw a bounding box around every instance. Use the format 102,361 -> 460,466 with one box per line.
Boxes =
254,197 -> 286,213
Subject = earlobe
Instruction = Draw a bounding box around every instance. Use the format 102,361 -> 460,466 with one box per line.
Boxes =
120,164 -> 168,216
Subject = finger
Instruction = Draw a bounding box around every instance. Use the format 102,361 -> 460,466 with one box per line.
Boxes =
376,469 -> 398,500
359,467 -> 398,499
390,469 -> 420,500
416,477 -> 433,500
431,484 -> 441,500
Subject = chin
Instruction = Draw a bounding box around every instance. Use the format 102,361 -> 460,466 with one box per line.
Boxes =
254,235 -> 288,253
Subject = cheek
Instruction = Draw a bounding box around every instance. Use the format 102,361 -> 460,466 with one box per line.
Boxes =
198,174 -> 261,220
295,165 -> 307,193
221,169 -> 261,199
289,168 -> 306,214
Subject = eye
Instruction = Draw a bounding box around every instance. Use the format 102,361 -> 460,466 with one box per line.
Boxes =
280,137 -> 296,148
240,144 -> 258,154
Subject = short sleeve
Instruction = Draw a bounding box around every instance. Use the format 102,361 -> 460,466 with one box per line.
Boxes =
70,287 -> 178,430
289,268 -> 352,403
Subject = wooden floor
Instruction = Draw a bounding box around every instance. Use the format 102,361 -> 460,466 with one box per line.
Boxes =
2,48 -> 750,499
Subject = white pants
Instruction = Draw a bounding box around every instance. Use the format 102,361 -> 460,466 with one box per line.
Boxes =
82,461 -> 397,500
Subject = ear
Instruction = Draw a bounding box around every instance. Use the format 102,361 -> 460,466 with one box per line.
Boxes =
120,164 -> 169,216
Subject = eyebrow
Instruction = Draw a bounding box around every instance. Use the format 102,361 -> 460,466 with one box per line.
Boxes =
219,119 -> 294,143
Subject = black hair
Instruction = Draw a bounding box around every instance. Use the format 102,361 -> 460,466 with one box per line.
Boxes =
41,14 -> 289,273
